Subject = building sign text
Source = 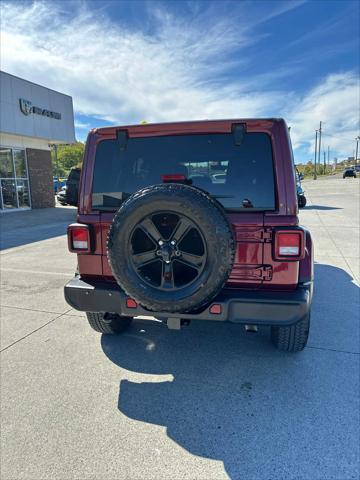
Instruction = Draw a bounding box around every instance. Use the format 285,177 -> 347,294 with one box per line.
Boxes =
19,98 -> 61,120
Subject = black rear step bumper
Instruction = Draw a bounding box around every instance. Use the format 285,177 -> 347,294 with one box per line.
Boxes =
64,277 -> 313,326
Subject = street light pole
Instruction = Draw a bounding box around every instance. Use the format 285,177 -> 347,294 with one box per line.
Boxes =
318,121 -> 322,174
355,136 -> 360,165
314,130 -> 318,180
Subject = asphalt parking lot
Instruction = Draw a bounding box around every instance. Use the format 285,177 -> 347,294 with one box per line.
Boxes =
1,177 -> 359,480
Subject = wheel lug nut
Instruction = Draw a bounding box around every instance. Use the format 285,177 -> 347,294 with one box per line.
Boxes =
158,240 -> 164,246
170,240 -> 176,245
175,251 -> 181,256
156,250 -> 161,255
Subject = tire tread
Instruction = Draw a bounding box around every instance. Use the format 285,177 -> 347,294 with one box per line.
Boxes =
271,314 -> 310,352
86,312 -> 132,334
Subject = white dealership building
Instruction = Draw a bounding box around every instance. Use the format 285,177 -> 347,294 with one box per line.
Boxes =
0,71 -> 75,211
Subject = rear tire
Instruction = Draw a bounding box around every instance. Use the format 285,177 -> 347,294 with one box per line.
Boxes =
271,313 -> 310,352
86,312 -> 132,334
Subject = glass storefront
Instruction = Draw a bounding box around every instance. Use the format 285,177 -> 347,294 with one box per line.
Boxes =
0,147 -> 31,210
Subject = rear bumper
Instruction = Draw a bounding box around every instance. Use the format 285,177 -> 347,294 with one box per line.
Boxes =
64,277 -> 313,326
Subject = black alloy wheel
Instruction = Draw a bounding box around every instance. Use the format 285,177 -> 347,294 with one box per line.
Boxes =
130,211 -> 207,290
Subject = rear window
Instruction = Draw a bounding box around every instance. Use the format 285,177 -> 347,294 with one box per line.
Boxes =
92,133 -> 275,211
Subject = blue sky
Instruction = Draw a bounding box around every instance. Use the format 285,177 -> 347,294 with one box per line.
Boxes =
1,0 -> 359,163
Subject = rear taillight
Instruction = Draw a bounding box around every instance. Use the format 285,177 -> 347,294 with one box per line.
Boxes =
73,229 -> 88,249
68,224 -> 91,253
274,230 -> 305,261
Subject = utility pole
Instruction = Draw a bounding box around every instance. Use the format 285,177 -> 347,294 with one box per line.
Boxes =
313,130 -> 318,179
323,151 -> 326,174
327,146 -> 330,167
355,136 -> 360,165
318,121 -> 322,174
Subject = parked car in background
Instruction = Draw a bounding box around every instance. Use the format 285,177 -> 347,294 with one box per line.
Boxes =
53,177 -> 67,194
55,168 -> 81,206
295,168 -> 306,208
65,168 -> 81,206
343,167 -> 357,178
354,165 -> 360,173
57,186 -> 68,205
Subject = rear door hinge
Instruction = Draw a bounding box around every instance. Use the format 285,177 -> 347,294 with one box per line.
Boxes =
262,229 -> 273,242
261,266 -> 273,280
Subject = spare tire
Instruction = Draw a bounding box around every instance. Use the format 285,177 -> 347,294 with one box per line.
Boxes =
107,183 -> 235,313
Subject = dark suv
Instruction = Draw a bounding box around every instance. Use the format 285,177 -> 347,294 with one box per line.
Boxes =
64,119 -> 313,352
66,167 -> 81,205
343,167 -> 357,178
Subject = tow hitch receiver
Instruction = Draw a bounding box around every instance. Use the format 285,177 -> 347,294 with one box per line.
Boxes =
165,318 -> 191,330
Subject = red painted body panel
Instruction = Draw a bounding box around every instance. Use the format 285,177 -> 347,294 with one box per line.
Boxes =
298,228 -> 314,283
263,243 -> 299,290
74,118 -> 310,291
78,254 -> 103,277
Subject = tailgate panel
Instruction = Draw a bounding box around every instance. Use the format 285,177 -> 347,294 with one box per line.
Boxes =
98,212 -> 298,289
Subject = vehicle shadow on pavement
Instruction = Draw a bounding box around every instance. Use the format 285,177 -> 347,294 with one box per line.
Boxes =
304,205 -> 342,210
101,264 -> 359,479
0,206 -> 76,250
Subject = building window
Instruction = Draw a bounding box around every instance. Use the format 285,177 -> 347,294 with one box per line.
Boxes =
0,147 -> 31,210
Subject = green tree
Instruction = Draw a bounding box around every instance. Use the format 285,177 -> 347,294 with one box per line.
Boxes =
52,142 -> 85,177
296,163 -> 314,178
303,164 -> 314,177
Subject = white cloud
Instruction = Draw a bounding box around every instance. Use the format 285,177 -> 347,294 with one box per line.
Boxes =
0,1 -> 294,120
0,1 -> 358,161
74,120 -> 91,130
287,72 -> 359,160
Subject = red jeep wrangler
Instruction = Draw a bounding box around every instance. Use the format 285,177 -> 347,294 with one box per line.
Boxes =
64,119 -> 313,352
